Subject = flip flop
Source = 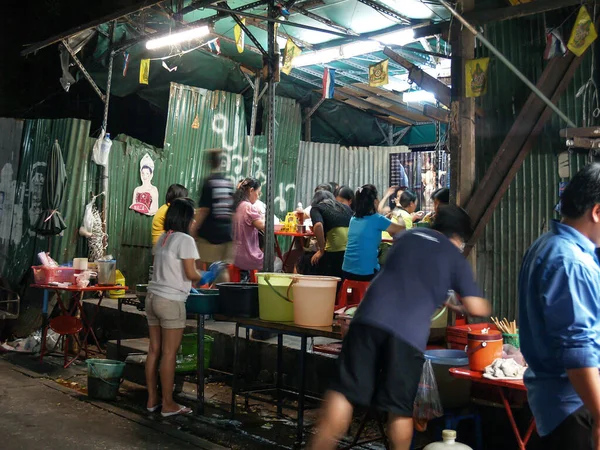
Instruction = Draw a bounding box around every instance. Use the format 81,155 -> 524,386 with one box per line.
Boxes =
146,404 -> 161,412
161,405 -> 192,417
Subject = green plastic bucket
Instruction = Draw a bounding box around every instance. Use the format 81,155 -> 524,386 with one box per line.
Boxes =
256,273 -> 295,322
86,359 -> 125,401
502,332 -> 520,349
175,333 -> 214,373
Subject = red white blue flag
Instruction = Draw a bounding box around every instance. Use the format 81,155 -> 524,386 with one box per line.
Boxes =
322,68 -> 335,99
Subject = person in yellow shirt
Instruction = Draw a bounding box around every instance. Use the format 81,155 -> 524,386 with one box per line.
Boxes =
151,184 -> 189,246
395,190 -> 423,229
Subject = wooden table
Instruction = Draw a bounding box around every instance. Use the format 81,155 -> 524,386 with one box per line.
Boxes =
32,284 -> 127,366
449,368 -> 536,450
274,230 -> 314,270
213,315 -> 341,447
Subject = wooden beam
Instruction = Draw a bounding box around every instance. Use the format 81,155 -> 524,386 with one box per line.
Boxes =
383,47 -> 452,107
464,0 -> 583,25
567,137 -> 600,149
21,0 -> 172,55
423,105 -> 450,123
464,49 -> 587,255
334,93 -> 413,126
413,22 -> 449,40
560,126 -> 600,138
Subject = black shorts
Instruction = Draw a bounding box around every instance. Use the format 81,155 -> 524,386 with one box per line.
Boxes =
535,407 -> 593,450
330,323 -> 425,417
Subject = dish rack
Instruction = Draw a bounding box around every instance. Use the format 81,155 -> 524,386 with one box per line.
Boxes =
0,286 -> 20,320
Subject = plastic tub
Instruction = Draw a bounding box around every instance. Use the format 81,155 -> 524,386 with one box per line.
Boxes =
256,273 -> 295,322
217,282 -> 259,318
32,266 -> 77,285
291,275 -> 340,327
176,333 -> 214,372
425,349 -> 471,409
186,289 -> 220,315
86,359 -> 125,401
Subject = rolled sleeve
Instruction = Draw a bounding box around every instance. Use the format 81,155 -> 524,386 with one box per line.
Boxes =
243,203 -> 262,227
543,262 -> 600,370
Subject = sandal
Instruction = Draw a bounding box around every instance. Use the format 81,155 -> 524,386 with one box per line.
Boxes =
161,405 -> 192,417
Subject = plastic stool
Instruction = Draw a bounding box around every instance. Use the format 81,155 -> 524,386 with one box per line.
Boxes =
40,315 -> 85,369
336,279 -> 370,308
228,265 -> 257,283
434,408 -> 483,450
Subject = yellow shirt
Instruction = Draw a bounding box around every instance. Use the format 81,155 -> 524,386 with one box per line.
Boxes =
381,215 -> 399,242
396,209 -> 413,230
151,204 -> 169,246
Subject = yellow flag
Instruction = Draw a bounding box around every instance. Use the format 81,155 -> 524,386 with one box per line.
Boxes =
139,59 -> 150,85
465,57 -> 490,98
234,19 -> 245,53
567,6 -> 597,57
368,59 -> 388,87
282,39 -> 302,75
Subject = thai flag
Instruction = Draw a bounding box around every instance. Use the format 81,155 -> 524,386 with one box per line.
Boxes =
207,39 -> 221,54
322,68 -> 335,99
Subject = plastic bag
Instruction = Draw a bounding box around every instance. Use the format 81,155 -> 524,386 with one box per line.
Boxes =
79,199 -> 95,238
413,359 -> 443,431
92,130 -> 112,167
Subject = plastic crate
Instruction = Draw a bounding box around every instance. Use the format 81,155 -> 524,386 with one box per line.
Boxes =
446,322 -> 497,347
32,266 -> 76,285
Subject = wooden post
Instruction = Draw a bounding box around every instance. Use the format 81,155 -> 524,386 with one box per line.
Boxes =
449,0 -> 476,208
449,0 -> 476,273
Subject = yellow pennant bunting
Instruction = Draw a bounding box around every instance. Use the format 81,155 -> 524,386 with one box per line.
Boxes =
139,59 -> 150,85
234,19 -> 245,53
282,39 -> 302,75
465,57 -> 490,98
368,59 -> 388,87
567,6 -> 597,57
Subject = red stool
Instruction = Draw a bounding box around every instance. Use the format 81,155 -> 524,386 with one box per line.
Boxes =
228,265 -> 258,283
40,315 -> 85,368
336,280 -> 370,308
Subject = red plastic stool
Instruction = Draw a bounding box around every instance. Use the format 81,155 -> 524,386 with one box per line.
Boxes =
228,265 -> 258,283
336,280 -> 370,308
40,315 -> 84,368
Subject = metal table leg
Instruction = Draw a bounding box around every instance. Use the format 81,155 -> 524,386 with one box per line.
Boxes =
498,386 -> 535,450
231,323 -> 240,419
117,298 -> 122,359
296,335 -> 308,447
245,327 -> 250,409
277,333 -> 283,416
197,314 -> 205,415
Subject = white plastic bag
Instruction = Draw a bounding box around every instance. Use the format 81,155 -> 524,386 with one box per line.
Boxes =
79,199 -> 95,238
92,130 -> 112,167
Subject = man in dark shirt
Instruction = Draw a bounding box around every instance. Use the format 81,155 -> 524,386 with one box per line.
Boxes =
309,206 -> 491,450
194,148 -> 234,281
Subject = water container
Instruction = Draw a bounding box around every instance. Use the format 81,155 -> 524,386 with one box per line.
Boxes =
467,330 -> 503,372
425,349 -> 471,409
97,259 -> 117,285
424,430 -> 473,450
108,270 -> 126,298
256,273 -> 295,321
291,275 -> 340,327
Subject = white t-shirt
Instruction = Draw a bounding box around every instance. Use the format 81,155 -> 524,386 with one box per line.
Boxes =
148,231 -> 200,301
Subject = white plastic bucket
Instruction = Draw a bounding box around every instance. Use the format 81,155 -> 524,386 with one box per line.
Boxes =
291,275 -> 340,327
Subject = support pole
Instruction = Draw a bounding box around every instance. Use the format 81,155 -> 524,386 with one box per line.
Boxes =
439,0 -> 576,127
304,108 -> 312,141
102,21 -> 115,241
264,0 -> 276,272
247,74 -> 261,175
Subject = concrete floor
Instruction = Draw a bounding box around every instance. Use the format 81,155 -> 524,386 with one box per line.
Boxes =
0,358 -> 226,450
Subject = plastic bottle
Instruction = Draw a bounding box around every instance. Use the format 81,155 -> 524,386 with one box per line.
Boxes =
101,132 -> 112,153
297,202 -> 303,210
423,430 -> 473,450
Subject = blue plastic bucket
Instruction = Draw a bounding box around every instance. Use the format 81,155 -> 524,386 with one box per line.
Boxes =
424,349 -> 470,409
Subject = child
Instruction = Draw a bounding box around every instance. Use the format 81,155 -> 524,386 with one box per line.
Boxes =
146,198 -> 201,417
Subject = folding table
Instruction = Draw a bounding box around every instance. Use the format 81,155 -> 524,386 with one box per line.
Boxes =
449,367 -> 536,450
274,230 -> 314,269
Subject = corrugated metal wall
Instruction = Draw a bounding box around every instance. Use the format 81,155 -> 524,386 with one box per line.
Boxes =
295,142 -> 409,206
0,118 -> 24,275
474,14 -> 595,319
4,119 -> 95,286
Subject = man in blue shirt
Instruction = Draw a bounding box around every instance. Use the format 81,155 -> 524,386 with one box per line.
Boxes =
309,206 -> 491,450
519,163 -> 600,450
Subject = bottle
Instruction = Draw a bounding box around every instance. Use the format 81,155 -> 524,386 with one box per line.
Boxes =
423,430 -> 473,450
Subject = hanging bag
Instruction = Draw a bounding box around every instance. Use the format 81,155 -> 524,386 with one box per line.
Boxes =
413,359 -> 444,431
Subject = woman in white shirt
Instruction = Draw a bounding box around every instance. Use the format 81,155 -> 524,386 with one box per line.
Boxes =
146,198 -> 201,416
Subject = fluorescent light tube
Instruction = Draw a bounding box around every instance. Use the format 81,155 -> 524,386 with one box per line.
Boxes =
146,26 -> 210,50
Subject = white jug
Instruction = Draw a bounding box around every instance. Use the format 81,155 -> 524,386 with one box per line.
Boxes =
423,430 -> 473,450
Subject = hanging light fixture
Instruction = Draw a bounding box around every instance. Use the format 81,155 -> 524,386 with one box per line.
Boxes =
403,90 -> 436,103
146,26 -> 210,50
